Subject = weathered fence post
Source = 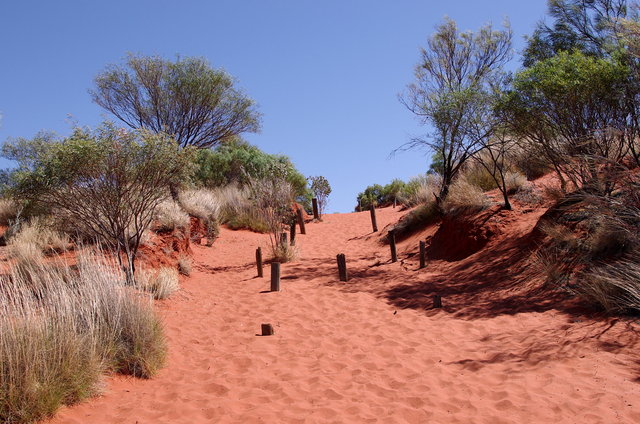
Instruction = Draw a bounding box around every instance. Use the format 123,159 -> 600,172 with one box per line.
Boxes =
312,198 -> 320,220
433,295 -> 442,309
336,253 -> 348,282
256,247 -> 263,278
290,222 -> 296,246
261,323 -> 274,336
297,208 -> 306,235
389,230 -> 397,263
271,262 -> 281,292
369,205 -> 378,232
419,241 -> 426,269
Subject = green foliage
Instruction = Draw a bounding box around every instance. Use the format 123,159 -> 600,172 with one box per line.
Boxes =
356,184 -> 385,211
401,18 -> 512,201
522,0 -> 628,66
499,50 -> 632,193
192,139 -> 311,209
391,202 -> 440,241
91,54 -> 261,149
355,179 -> 408,211
4,123 -> 194,282
308,175 -> 332,215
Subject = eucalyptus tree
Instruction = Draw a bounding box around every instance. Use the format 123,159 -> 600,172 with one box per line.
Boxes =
91,54 -> 261,149
523,0 -> 629,66
400,18 -> 512,203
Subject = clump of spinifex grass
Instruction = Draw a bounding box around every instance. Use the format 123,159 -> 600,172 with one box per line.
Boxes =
0,251 -> 166,423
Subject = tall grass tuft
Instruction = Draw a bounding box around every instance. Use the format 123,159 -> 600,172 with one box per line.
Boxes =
136,267 -> 180,300
442,178 -> 490,215
0,251 -> 166,423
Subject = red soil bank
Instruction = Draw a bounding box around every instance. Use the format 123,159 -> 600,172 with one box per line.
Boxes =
48,205 -> 640,424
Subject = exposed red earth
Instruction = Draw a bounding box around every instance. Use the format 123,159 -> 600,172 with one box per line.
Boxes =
45,198 -> 640,423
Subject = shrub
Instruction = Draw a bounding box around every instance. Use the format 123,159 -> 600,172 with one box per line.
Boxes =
249,166 -> 297,262
178,255 -> 192,276
0,252 -> 166,423
391,202 -> 440,240
154,200 -> 190,231
463,163 -> 498,191
308,176 -> 331,216
0,198 -> 20,226
5,123 -> 194,284
136,267 -> 180,300
504,171 -> 528,194
535,188 -> 640,314
398,174 -> 441,207
7,217 -> 69,264
179,189 -> 221,244
442,178 -> 490,215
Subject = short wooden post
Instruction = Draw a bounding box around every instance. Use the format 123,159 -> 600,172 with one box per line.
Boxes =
389,230 -> 397,263
256,247 -> 263,278
297,208 -> 306,234
261,323 -> 274,336
433,295 -> 442,309
280,232 -> 288,247
336,253 -> 348,282
271,262 -> 281,292
419,241 -> 426,269
312,198 -> 320,220
290,222 -> 296,246
370,205 -> 378,232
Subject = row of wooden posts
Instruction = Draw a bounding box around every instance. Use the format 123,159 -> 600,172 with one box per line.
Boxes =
258,203 -> 441,335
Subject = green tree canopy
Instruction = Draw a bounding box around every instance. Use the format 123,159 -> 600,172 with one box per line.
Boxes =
4,123 -> 194,282
91,54 -> 261,149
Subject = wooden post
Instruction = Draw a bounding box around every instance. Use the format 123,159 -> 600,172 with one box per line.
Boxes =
261,323 -> 274,336
297,208 -> 306,235
312,198 -> 320,220
369,205 -> 378,232
271,262 -> 281,292
419,241 -> 426,269
336,253 -> 348,282
256,247 -> 263,278
290,222 -> 296,246
280,232 -> 288,247
389,230 -> 397,263
433,295 -> 442,309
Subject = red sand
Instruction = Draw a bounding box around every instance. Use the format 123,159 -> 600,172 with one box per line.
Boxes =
48,206 -> 640,423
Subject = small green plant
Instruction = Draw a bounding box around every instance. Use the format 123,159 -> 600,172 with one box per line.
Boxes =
308,175 -> 332,216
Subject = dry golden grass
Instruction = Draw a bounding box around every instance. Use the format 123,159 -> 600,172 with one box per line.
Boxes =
504,171 -> 528,193
178,255 -> 192,276
179,189 -> 221,221
154,200 -> 190,231
0,251 -> 166,423
0,198 -> 20,226
442,178 -> 490,215
7,218 -> 70,266
137,267 -> 180,299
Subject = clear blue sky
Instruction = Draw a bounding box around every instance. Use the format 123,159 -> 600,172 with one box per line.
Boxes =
0,0 -> 549,212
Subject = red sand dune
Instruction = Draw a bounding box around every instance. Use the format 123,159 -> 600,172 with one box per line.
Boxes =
48,206 -> 640,423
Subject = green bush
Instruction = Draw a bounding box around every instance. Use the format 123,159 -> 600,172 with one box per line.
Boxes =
192,139 -> 312,210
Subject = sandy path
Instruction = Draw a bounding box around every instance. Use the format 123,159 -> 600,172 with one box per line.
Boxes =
49,208 -> 640,423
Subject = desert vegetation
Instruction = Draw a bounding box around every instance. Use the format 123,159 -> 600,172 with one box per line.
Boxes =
0,252 -> 165,423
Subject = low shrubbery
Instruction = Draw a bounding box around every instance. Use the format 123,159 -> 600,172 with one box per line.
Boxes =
7,217 -> 69,264
390,202 -> 440,241
0,252 -> 166,423
137,267 -> 180,300
536,187 -> 640,314
441,178 -> 490,216
154,200 -> 190,232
